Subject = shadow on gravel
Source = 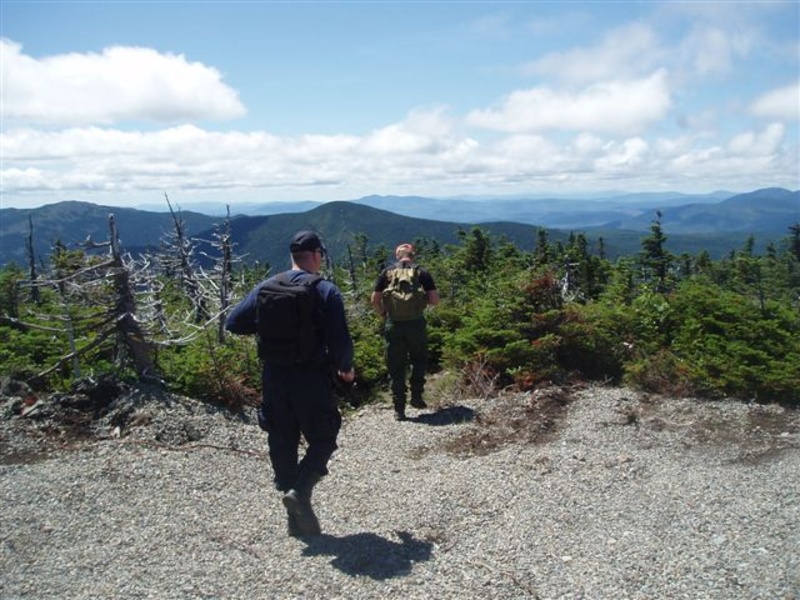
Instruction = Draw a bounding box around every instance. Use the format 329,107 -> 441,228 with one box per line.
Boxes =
411,405 -> 475,426
300,530 -> 432,579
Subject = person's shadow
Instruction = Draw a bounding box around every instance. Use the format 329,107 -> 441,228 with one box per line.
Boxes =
301,530 -> 433,579
411,405 -> 475,426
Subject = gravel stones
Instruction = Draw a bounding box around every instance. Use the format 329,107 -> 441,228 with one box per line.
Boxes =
1,384 -> 798,599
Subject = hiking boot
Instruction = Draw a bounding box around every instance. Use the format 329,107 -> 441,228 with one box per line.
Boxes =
286,512 -> 303,538
393,397 -> 407,421
282,470 -> 322,536
409,396 -> 427,409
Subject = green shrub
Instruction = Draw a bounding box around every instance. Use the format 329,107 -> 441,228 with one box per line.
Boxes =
158,335 -> 261,408
557,304 -> 627,382
667,281 -> 800,402
623,349 -> 698,397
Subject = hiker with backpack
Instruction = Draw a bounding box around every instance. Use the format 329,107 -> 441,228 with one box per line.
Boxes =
225,231 -> 355,537
371,243 -> 440,421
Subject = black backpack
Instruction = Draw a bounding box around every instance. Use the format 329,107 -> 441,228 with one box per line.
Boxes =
256,272 -> 324,364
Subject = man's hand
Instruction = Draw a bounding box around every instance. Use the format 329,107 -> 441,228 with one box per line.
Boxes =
338,368 -> 355,383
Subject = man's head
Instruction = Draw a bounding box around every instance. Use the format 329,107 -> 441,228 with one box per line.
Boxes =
290,230 -> 326,272
290,230 -> 325,254
395,243 -> 415,260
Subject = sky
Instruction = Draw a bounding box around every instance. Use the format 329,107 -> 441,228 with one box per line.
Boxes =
1,0 -> 799,210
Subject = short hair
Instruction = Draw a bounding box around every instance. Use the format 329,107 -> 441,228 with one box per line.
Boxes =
395,243 -> 415,259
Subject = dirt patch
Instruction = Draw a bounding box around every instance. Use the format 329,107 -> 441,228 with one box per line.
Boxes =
614,394 -> 800,465
441,385 -> 574,457
0,377 -> 234,465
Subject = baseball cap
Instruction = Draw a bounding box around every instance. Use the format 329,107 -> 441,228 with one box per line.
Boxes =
290,230 -> 325,253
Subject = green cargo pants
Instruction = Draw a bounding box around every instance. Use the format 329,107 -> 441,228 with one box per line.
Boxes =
384,316 -> 428,408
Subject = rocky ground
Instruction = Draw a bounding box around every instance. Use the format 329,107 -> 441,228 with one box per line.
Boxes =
1,375 -> 799,599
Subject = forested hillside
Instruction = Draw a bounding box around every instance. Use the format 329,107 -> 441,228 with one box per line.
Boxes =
0,200 -> 220,267
1,208 -> 798,408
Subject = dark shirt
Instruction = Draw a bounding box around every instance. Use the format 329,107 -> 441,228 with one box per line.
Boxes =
225,270 -> 354,373
373,260 -> 437,294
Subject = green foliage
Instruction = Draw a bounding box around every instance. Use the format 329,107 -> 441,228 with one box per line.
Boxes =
2,221 -> 799,407
0,326 -> 57,383
556,304 -> 628,381
638,213 -> 674,292
623,350 -> 697,397
345,304 -> 388,401
158,334 -> 262,408
0,263 -> 24,317
665,280 -> 800,402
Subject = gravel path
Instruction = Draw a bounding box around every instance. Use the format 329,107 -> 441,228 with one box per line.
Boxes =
2,385 -> 799,599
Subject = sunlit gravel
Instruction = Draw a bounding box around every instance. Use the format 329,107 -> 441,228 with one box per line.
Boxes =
2,385 -> 799,599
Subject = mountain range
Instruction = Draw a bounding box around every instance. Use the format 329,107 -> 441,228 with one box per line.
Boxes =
134,188 -> 796,233
0,187 -> 797,270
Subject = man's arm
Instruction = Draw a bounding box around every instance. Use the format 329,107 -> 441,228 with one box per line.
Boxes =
321,283 -> 355,373
225,286 -> 260,335
370,290 -> 384,315
420,268 -> 440,307
371,270 -> 388,315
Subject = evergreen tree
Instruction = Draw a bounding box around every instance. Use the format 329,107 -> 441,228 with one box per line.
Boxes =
639,212 -> 673,292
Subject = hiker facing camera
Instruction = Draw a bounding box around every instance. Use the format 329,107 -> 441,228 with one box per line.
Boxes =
225,230 -> 355,538
371,243 -> 439,421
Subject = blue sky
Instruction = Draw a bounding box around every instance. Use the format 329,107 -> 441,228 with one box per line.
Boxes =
1,1 -> 799,210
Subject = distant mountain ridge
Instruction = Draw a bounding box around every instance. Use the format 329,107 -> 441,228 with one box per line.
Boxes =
351,190 -> 740,229
0,187 -> 797,269
139,190 -> 738,224
141,188 -> 796,236
0,201 -> 221,266
592,188 -> 799,234
353,189 -> 798,234
0,200 -> 541,269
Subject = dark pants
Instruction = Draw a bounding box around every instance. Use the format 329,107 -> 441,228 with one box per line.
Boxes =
261,363 -> 341,492
384,317 -> 428,407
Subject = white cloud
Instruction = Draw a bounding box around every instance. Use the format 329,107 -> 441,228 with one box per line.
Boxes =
466,70 -> 671,135
728,123 -> 786,156
0,115 -> 464,195
750,82 -> 800,122
521,22 -> 661,84
5,110 -> 794,203
363,108 -> 455,155
678,26 -> 754,78
0,39 -> 246,126
594,138 -> 650,172
0,30 -> 795,206
571,133 -> 605,156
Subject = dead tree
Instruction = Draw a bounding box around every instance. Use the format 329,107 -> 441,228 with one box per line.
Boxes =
193,206 -> 244,343
162,193 -> 209,323
346,243 -> 358,292
212,207 -> 235,343
108,214 -> 160,381
25,216 -> 40,304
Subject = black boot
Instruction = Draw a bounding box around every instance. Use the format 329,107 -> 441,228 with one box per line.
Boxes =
275,482 -> 303,537
282,470 -> 323,536
286,512 -> 302,538
393,397 -> 407,421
